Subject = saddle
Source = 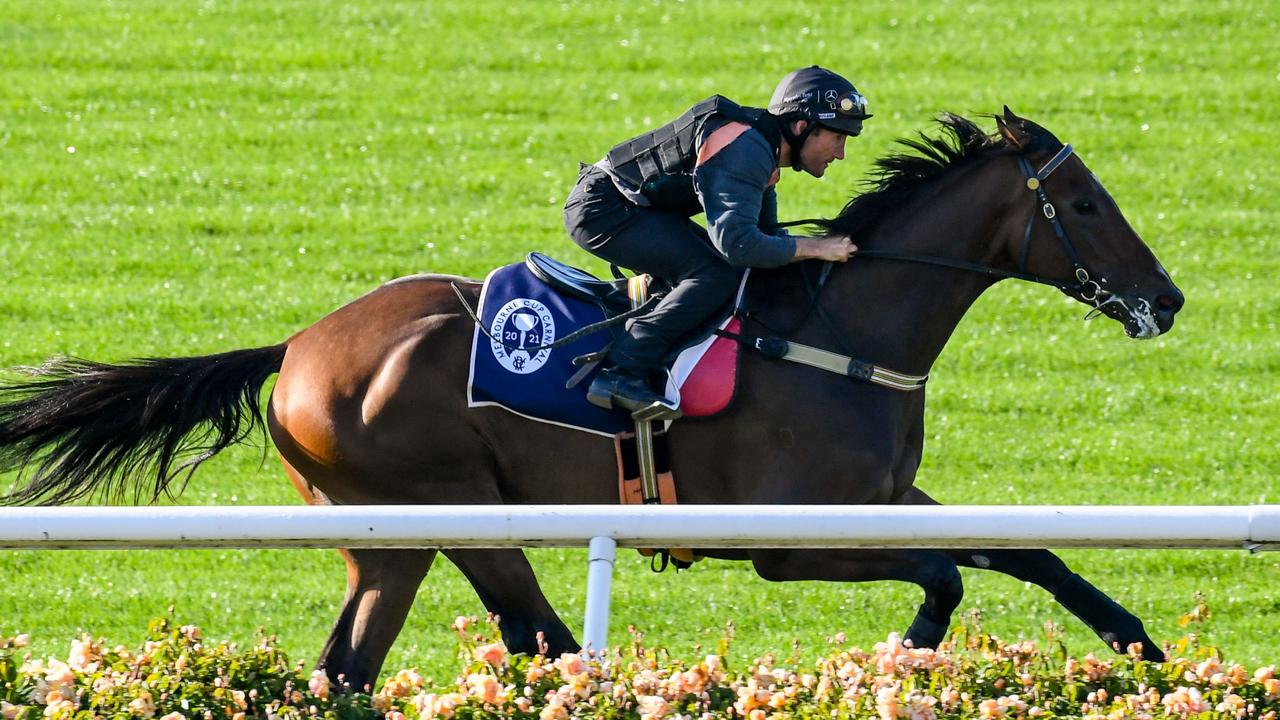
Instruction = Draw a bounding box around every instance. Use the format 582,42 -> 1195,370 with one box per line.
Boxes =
524,252 -> 741,415
525,252 -> 637,315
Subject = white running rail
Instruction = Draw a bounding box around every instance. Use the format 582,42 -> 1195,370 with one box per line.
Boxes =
2,505 -> 1277,652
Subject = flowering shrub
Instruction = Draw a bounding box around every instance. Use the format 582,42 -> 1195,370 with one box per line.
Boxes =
2,604 -> 1278,719
0,618 -> 379,720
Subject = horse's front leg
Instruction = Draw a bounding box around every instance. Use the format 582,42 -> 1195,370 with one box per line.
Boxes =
750,548 -> 963,649
901,487 -> 1165,661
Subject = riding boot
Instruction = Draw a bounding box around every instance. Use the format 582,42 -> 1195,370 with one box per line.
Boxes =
586,367 -> 682,420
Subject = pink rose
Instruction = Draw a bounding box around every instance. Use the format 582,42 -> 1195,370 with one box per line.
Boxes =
43,699 -> 76,718
1162,687 -> 1210,715
978,698 -> 1004,719
67,636 -> 101,672
473,642 -> 508,667
1195,657 -> 1224,681
309,670 -> 332,700
554,653 -> 587,680
637,695 -> 669,719
876,686 -> 902,720
466,673 -> 506,704
435,692 -> 466,719
43,660 -> 76,702
676,668 -> 705,695
939,687 -> 960,708
127,693 -> 156,718
539,697 -> 569,720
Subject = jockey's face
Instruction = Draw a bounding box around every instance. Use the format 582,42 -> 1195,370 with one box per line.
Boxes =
795,123 -> 848,178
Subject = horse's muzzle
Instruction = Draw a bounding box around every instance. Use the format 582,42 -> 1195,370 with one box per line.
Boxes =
1122,285 -> 1184,339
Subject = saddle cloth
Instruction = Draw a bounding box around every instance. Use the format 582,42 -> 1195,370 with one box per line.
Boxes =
467,260 -> 741,436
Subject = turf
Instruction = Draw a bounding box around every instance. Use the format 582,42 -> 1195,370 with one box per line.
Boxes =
1,0 -> 1277,681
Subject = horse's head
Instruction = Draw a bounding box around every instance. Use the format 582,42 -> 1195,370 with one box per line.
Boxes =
993,107 -> 1183,338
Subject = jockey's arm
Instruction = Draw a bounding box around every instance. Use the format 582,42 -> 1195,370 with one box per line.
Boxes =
695,130 -> 855,267
694,131 -> 798,268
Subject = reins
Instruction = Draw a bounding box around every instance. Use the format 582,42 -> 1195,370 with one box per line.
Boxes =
719,142 -> 1112,392
449,282 -> 658,353
771,144 -> 1105,299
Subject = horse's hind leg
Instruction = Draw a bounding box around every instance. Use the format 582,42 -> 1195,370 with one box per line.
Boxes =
751,548 -> 964,649
444,549 -> 579,656
902,487 -> 1164,661
275,456 -> 436,690
317,547 -> 437,692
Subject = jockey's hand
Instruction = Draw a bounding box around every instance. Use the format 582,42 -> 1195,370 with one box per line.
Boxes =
793,234 -> 857,263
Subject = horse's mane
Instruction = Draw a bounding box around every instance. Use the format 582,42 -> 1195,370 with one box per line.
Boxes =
817,113 -> 1036,239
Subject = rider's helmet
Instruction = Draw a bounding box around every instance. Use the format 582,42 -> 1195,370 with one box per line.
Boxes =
769,65 -> 871,135
769,66 -> 870,169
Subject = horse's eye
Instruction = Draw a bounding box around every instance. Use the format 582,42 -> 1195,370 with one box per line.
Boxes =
1073,200 -> 1096,214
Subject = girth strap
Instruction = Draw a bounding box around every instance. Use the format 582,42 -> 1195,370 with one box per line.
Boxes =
716,328 -> 927,391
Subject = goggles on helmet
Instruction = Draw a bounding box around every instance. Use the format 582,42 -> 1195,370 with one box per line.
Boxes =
813,88 -> 871,136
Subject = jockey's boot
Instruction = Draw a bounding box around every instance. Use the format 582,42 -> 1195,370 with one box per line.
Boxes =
586,367 -> 682,421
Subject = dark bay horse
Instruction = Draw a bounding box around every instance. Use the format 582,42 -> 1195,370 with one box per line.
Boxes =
0,109 -> 1183,690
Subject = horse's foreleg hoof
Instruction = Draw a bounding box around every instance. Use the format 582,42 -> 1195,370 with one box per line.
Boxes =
1056,573 -> 1164,662
1100,630 -> 1167,663
904,611 -> 949,649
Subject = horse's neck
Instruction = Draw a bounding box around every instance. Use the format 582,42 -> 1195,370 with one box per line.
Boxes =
819,162 -> 1012,375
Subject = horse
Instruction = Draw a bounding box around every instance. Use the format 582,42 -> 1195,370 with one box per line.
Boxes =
0,108 -> 1183,691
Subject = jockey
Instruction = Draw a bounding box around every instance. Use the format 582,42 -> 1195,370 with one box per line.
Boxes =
564,66 -> 869,420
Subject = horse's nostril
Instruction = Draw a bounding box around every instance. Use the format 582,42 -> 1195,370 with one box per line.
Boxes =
1156,294 -> 1179,311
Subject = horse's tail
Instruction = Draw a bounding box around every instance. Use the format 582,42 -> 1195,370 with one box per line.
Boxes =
0,344 -> 288,506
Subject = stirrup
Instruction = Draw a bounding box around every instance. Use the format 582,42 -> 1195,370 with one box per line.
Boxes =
631,398 -> 682,422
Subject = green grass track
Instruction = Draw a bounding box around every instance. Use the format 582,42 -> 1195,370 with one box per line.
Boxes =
1,0 -> 1277,681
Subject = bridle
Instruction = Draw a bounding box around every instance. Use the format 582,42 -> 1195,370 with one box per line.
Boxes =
1014,144 -> 1109,305
777,142 -> 1113,309
734,141 -> 1120,391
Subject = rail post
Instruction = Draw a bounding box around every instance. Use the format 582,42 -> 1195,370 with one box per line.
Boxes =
582,535 -> 617,655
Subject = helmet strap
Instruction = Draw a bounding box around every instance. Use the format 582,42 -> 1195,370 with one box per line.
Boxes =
780,118 -> 817,172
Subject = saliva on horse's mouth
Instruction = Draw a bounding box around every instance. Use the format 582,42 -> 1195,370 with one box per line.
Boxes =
1083,294 -> 1163,340
1123,308 -> 1164,340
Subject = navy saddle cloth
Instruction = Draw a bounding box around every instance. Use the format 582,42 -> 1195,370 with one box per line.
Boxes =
467,253 -> 636,436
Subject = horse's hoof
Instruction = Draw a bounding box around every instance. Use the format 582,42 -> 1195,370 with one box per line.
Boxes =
904,613 -> 949,649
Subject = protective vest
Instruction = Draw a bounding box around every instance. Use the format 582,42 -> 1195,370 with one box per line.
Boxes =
606,95 -> 782,217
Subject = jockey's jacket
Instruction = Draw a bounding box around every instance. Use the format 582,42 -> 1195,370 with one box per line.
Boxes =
596,95 -> 796,269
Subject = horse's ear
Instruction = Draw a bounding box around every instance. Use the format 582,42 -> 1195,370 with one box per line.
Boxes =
996,106 -> 1031,149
